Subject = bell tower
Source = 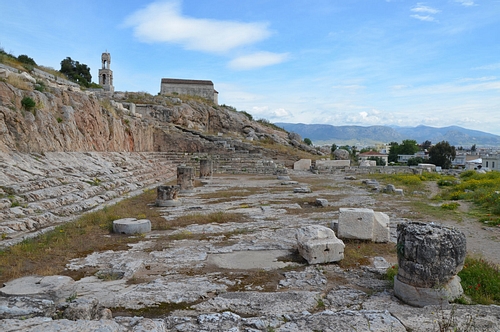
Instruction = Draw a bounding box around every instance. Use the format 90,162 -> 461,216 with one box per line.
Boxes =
98,52 -> 114,92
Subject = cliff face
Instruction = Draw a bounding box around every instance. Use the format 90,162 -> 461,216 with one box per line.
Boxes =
0,81 -> 156,154
0,70 -> 294,155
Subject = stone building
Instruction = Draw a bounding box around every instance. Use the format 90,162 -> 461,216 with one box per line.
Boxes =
160,78 -> 218,104
358,151 -> 388,166
98,52 -> 114,93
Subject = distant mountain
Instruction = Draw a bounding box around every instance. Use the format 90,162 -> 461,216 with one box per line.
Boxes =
275,123 -> 500,147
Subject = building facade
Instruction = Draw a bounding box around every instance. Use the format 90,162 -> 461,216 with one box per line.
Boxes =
160,78 -> 218,104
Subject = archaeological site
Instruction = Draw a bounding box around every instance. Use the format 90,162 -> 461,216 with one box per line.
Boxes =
0,53 -> 499,331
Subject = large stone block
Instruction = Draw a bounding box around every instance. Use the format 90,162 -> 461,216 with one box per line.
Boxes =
337,208 -> 375,241
113,218 -> 151,235
296,225 -> 345,264
293,159 -> 311,170
394,275 -> 464,308
372,212 -> 390,243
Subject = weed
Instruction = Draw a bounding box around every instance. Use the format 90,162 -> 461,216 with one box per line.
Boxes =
385,264 -> 398,286
441,202 -> 460,210
56,117 -> 63,123
21,96 -> 35,111
66,292 -> 78,302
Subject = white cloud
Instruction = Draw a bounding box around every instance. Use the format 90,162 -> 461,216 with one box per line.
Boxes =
124,1 -> 271,53
411,4 -> 440,14
228,52 -> 289,70
410,14 -> 437,22
411,3 -> 440,22
455,0 -> 476,6
473,63 -> 500,70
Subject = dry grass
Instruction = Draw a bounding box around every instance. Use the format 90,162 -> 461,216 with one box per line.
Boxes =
0,189 -> 162,284
6,74 -> 31,90
339,240 -> 396,269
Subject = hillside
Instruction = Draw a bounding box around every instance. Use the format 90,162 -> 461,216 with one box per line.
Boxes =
0,59 -> 320,161
277,122 -> 500,147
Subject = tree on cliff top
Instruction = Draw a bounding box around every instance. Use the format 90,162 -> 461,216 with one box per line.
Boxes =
59,57 -> 92,87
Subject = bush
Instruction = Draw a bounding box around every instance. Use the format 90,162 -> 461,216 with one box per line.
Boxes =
21,96 -> 36,111
458,257 -> 500,304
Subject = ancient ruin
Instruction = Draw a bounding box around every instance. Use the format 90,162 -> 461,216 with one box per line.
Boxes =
0,53 -> 499,331
155,185 -> 181,207
394,222 -> 467,307
160,78 -> 218,103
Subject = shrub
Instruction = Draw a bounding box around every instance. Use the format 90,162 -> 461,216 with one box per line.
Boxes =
441,202 -> 460,210
21,96 -> 36,111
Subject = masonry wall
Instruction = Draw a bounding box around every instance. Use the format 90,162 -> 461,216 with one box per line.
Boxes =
161,82 -> 215,102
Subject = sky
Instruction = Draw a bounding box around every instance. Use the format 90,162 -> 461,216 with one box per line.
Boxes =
1,0 -> 500,135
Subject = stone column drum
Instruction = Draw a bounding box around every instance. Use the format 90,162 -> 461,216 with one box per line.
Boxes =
156,185 -> 181,207
394,222 -> 466,307
199,159 -> 213,179
177,166 -> 195,193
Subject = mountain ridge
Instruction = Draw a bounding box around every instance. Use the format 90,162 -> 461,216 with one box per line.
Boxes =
276,123 -> 500,147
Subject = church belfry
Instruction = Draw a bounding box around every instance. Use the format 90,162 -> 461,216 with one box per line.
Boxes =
98,52 -> 114,92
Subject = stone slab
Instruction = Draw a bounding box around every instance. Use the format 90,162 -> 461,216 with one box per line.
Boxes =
293,159 -> 311,170
337,208 -> 375,240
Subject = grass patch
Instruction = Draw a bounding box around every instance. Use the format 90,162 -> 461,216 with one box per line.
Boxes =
458,256 -> 500,305
167,211 -> 250,228
439,171 -> 500,224
338,240 -> 396,269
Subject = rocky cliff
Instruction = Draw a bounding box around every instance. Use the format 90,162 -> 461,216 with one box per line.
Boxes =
0,65 -> 305,155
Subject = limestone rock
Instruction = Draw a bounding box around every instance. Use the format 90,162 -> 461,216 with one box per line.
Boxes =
0,275 -> 76,304
394,275 -> 463,307
396,222 -> 466,288
333,149 -> 350,160
112,218 -> 151,235
296,225 -> 345,264
337,208 -> 390,243
293,187 -> 312,193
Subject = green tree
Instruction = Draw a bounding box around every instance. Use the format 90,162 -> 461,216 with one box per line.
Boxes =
399,139 -> 419,155
428,141 -> 456,169
420,140 -> 432,151
60,57 -> 92,87
330,143 -> 337,154
407,156 -> 425,166
388,142 -> 400,163
17,54 -> 37,66
471,144 -> 476,152
303,138 -> 312,146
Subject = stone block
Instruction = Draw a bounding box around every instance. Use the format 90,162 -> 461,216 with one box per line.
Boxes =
113,218 -> 151,235
337,208 -> 375,241
315,160 -> 350,168
372,212 -> 390,243
296,225 -> 345,264
293,159 -> 311,170
294,187 -> 312,193
394,275 -> 463,308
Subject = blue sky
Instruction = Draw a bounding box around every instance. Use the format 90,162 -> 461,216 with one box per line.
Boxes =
1,0 -> 500,134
